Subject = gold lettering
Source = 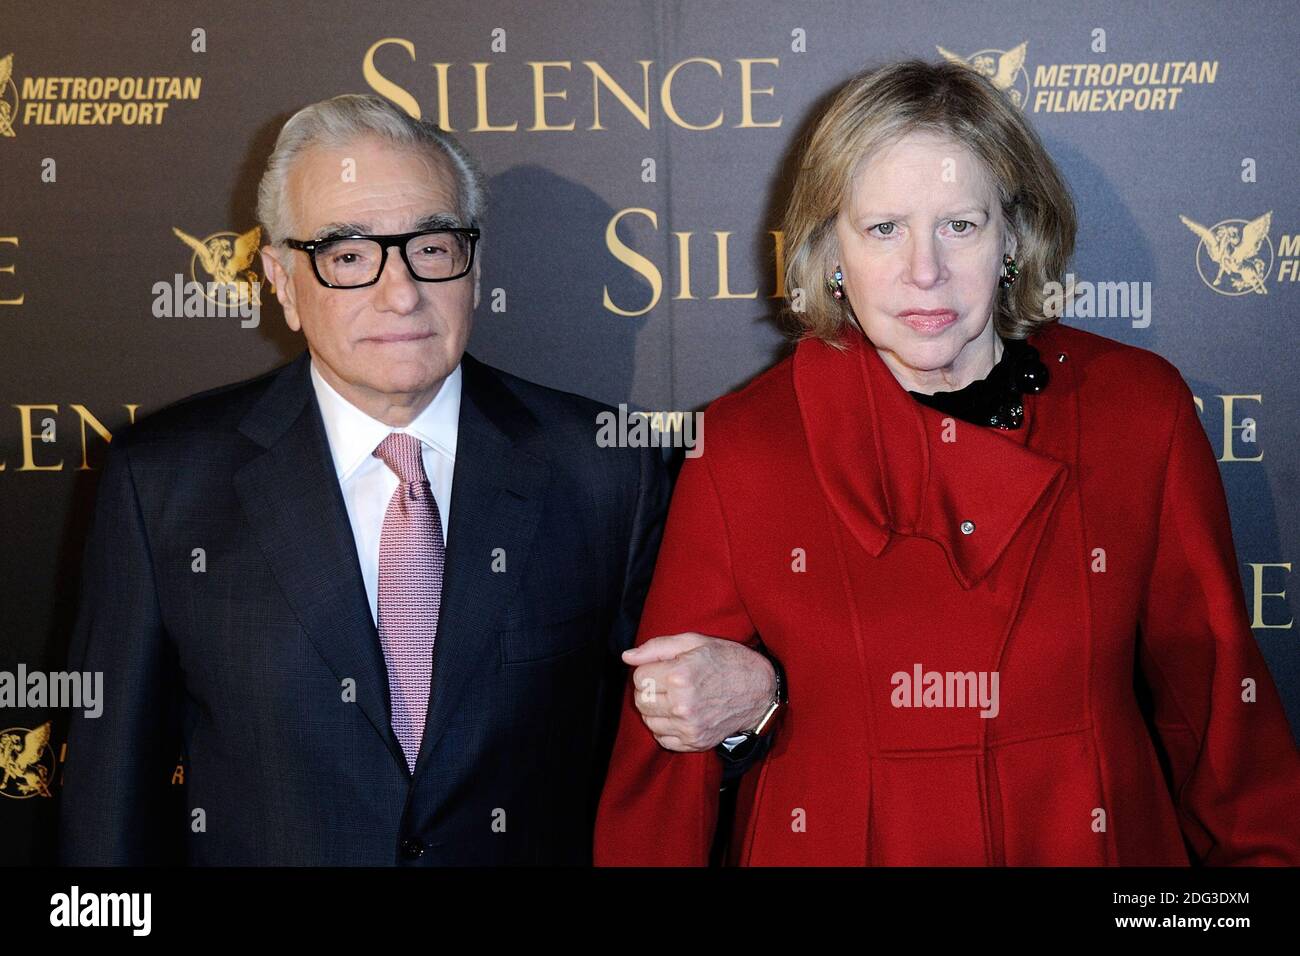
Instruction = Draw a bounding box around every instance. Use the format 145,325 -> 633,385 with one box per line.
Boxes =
1219,395 -> 1263,462
70,403 -> 138,471
15,404 -> 62,471
604,208 -> 661,317
712,232 -> 757,299
0,236 -> 24,306
661,58 -> 723,130
527,61 -> 576,131
736,58 -> 781,128
1248,563 -> 1292,629
20,76 -> 47,100
431,63 -> 453,130
361,38 -> 423,120
471,63 -> 518,132
673,232 -> 694,299
586,60 -> 653,130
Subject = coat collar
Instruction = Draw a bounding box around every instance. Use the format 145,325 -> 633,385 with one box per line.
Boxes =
793,326 -> 1075,590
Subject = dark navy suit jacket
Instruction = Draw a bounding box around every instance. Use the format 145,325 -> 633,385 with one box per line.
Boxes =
58,350 -> 672,865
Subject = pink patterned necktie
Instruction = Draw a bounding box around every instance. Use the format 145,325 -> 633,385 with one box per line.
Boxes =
372,432 -> 445,773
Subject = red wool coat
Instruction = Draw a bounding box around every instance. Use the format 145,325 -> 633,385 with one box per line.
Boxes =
594,321 -> 1300,866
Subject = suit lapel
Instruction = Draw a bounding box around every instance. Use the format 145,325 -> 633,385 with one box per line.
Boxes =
233,351 -> 406,770
412,353 -> 551,778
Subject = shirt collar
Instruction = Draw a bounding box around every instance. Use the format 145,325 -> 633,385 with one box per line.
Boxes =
309,356 -> 461,482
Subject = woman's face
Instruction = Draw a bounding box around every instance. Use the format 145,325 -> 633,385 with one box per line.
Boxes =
833,130 -> 1014,392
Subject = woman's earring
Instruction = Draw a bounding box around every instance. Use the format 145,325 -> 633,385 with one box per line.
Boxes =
998,253 -> 1020,289
827,266 -> 845,300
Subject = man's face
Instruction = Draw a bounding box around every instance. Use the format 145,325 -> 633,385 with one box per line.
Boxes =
260,136 -> 478,419
832,131 -> 1012,389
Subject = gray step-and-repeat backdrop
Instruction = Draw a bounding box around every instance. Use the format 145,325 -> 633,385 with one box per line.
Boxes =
2,1 -> 1297,865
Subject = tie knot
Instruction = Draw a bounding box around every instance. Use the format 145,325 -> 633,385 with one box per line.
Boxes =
373,432 -> 429,485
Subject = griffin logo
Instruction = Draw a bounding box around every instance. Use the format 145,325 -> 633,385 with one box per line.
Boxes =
0,54 -> 18,137
936,41 -> 1030,109
172,225 -> 263,308
0,722 -> 54,798
1179,212 -> 1273,296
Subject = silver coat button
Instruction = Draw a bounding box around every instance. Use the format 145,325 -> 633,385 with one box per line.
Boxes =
960,520 -> 976,535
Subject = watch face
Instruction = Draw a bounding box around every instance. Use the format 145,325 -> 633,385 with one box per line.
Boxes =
718,733 -> 759,762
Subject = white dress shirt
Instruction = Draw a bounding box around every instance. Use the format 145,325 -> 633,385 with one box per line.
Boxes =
309,358 -> 461,627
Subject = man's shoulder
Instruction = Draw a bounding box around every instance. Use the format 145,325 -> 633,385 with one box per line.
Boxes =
463,353 -> 639,461
464,353 -> 613,426
112,354 -> 300,453
462,354 -> 656,500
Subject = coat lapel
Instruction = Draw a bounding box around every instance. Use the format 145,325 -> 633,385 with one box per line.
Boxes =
233,351 -> 406,769
794,329 -> 1073,590
411,353 -> 551,778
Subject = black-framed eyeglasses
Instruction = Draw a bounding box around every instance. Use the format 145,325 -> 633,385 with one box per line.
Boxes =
285,227 -> 480,289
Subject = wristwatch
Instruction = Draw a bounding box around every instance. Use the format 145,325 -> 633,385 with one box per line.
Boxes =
716,646 -> 786,763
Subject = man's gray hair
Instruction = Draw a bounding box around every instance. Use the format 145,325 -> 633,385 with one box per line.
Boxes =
256,93 -> 487,260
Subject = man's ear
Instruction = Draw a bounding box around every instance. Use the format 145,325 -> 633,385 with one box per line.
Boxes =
472,256 -> 482,312
260,245 -> 301,332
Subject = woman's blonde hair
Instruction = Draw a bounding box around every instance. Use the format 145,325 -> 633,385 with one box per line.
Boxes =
782,58 -> 1076,343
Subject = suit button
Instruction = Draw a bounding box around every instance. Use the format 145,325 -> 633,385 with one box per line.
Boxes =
400,838 -> 425,860
960,520 -> 976,535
